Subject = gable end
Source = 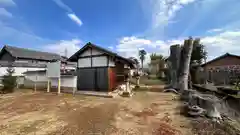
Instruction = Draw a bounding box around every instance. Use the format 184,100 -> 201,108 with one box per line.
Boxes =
0,46 -> 15,61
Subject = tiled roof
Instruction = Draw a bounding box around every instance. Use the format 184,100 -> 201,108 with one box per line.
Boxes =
202,53 -> 240,67
2,45 -> 61,61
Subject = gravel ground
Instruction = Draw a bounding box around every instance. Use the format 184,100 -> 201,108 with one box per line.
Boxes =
0,89 -> 238,135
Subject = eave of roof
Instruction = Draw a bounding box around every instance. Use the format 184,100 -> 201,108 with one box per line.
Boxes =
68,42 -> 135,67
201,53 -> 240,67
1,45 -> 61,61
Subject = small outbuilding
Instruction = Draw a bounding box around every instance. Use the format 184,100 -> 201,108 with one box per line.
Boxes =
68,42 -> 135,92
200,53 -> 240,84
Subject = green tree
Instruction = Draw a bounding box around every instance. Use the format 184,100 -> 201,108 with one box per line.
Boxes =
149,53 -> 166,77
190,38 -> 208,84
2,65 -> 17,93
139,49 -> 147,70
191,38 -> 207,65
150,54 -> 165,68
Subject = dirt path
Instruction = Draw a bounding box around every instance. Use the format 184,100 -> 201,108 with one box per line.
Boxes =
0,90 -> 193,135
114,92 -> 192,135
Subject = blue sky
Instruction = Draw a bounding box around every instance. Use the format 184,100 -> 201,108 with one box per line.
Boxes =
0,0 -> 240,64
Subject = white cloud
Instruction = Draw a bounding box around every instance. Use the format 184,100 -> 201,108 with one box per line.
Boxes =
116,29 -> 240,66
151,0 -> 197,28
108,46 -> 114,50
202,30 -> 240,59
52,0 -> 83,26
52,0 -> 72,12
0,8 -> 12,17
0,0 -> 16,6
115,36 -> 182,67
43,39 -> 82,57
180,0 -> 225,37
207,28 -> 223,33
67,13 -> 83,26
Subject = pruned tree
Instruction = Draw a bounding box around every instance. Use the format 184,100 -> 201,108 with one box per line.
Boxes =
178,37 -> 194,92
169,45 -> 181,89
139,49 -> 147,70
166,38 -> 222,119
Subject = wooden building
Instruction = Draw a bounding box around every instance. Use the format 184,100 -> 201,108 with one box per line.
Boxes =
201,53 -> 240,85
68,42 -> 135,92
202,53 -> 240,70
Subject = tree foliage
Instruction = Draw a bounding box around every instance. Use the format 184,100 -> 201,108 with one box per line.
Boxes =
139,49 -> 147,69
128,57 -> 140,69
149,53 -> 167,79
150,53 -> 166,67
191,38 -> 207,65
1,66 -> 17,93
128,57 -> 140,67
189,38 -> 208,84
150,53 -> 164,61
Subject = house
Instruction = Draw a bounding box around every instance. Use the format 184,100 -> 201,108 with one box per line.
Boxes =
0,45 -> 76,75
68,42 -> 135,92
149,59 -> 167,78
200,53 -> 240,85
0,45 -> 60,76
202,53 -> 240,70
149,59 -> 160,75
0,45 -> 76,86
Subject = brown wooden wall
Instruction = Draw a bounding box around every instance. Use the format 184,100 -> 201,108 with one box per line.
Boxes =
108,61 -> 128,91
108,68 -> 116,91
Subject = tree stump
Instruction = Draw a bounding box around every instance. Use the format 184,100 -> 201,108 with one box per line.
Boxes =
189,93 -> 221,119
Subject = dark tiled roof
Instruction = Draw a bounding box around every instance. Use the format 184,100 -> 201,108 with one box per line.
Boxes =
2,45 -> 61,61
202,53 -> 240,67
68,42 -> 135,67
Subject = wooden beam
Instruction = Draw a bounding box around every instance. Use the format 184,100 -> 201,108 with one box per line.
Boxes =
90,47 -> 93,67
78,54 -> 107,59
107,55 -> 109,67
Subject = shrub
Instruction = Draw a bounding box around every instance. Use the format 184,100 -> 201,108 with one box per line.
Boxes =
1,66 -> 17,93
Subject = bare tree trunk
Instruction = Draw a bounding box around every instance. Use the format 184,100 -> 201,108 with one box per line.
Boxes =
178,38 -> 194,92
169,45 -> 181,89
